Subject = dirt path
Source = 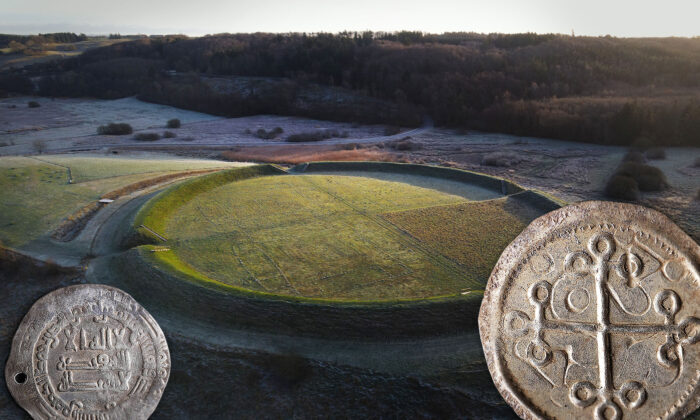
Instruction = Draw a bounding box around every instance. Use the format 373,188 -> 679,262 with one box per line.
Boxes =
28,155 -> 73,183
15,171 -> 225,266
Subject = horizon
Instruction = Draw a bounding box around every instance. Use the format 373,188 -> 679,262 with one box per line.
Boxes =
3,29 -> 700,40
2,0 -> 699,38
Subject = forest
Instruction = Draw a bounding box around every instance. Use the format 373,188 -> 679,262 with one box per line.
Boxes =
0,32 -> 88,49
3,32 -> 699,146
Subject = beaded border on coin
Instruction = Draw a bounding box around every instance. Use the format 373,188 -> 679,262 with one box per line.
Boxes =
479,201 -> 700,420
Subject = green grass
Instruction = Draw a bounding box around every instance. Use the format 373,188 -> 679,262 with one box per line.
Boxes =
142,168 -> 546,301
382,196 -> 547,284
36,155 -> 241,183
135,165 -> 286,234
0,155 -> 246,248
0,157 -> 96,247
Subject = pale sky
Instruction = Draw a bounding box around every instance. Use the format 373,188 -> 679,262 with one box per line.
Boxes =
1,0 -> 698,37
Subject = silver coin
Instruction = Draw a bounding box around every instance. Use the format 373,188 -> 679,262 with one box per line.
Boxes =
479,201 -> 700,419
5,284 -> 170,419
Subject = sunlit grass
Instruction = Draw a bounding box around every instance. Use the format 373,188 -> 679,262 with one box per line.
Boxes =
145,171 -> 515,300
382,196 -> 547,284
37,154 -> 241,182
0,155 -> 244,248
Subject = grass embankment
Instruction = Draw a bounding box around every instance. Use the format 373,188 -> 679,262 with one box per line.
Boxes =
138,166 -> 546,301
53,168 -> 226,241
135,164 -> 286,234
0,155 -> 244,248
107,246 -> 484,338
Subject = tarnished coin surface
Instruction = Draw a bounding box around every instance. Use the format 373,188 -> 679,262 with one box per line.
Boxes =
479,201 -> 700,420
5,284 -> 170,419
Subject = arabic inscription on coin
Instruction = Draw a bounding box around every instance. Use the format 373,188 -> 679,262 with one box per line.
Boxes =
5,284 -> 170,419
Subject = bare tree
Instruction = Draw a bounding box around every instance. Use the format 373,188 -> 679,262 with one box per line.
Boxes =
32,140 -> 47,154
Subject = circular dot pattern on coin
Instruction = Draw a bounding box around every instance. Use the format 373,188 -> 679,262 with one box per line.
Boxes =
5,284 -> 170,420
479,201 -> 700,420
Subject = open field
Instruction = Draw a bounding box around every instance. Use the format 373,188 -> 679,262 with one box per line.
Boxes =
0,156 -> 96,248
0,96 -> 221,153
35,153 -> 245,182
0,154 -> 245,248
0,96 -> 410,156
138,167 -> 547,301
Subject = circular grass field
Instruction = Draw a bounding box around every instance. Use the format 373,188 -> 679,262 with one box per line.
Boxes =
135,163 -> 560,302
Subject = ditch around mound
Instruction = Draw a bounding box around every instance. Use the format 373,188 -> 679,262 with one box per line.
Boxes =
112,162 -> 561,337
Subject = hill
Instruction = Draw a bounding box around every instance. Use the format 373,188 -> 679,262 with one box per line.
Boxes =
2,32 -> 699,146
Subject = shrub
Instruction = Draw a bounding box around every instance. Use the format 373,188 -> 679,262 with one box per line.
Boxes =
286,130 -> 341,142
287,132 -> 325,142
481,152 -> 521,167
622,150 -> 646,164
134,132 -> 160,141
98,123 -> 133,135
163,131 -> 176,138
166,118 -> 181,128
253,127 -> 284,140
255,128 -> 268,139
616,162 -> 669,191
338,143 -> 359,150
645,147 -> 666,160
28,101 -> 40,108
387,139 -> 421,151
605,175 -> 640,201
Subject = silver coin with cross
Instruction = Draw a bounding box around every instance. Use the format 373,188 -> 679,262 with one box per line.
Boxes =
479,201 -> 700,420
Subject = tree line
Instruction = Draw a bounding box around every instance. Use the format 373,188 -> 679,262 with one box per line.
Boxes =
0,32 -> 87,48
4,32 -> 699,146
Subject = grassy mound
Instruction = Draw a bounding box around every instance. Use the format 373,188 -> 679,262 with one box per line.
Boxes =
137,164 -> 557,302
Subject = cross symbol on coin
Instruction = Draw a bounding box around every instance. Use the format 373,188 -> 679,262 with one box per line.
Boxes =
509,232 -> 700,419
481,202 -> 700,420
